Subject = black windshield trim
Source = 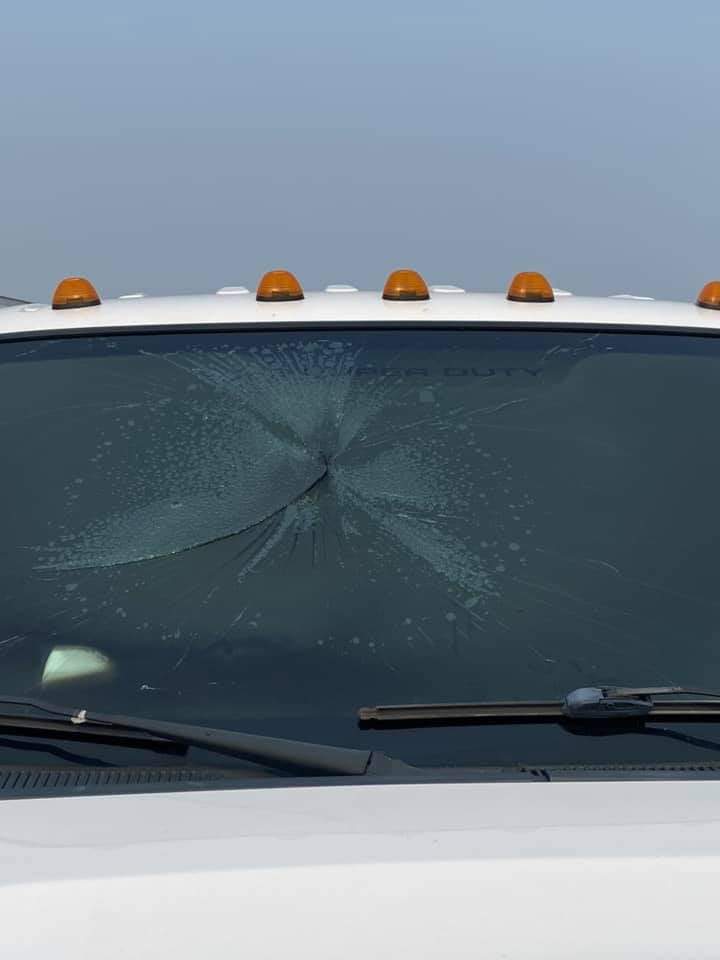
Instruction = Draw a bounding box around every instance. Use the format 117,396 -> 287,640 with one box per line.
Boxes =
3,321 -> 720,346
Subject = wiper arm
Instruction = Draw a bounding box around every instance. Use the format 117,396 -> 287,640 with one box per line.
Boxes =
358,686 -> 720,726
0,696 -> 379,776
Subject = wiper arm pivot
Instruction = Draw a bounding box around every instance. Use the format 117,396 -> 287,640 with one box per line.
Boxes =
563,685 -> 720,719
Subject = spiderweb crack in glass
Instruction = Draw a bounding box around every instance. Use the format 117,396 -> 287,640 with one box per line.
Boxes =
35,339 -> 500,604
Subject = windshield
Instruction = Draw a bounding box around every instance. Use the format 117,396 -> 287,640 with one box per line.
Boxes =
3,327 -> 720,775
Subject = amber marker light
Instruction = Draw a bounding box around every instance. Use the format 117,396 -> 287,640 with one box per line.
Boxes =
52,277 -> 101,310
256,270 -> 304,302
506,271 -> 554,303
697,281 -> 720,310
382,269 -> 430,301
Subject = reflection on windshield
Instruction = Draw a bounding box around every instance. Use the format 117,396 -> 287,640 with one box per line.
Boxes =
3,329 -> 720,740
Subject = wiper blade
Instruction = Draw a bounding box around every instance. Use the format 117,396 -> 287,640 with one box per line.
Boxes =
0,696 -> 378,776
358,686 -> 720,726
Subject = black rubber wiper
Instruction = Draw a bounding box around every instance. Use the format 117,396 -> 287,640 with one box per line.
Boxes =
0,696 -> 384,776
359,686 -> 720,726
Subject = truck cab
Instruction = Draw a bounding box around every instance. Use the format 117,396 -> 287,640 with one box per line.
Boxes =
1,269 -> 720,957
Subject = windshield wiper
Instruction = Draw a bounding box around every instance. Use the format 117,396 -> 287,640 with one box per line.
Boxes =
358,686 -> 720,725
0,695 -> 387,776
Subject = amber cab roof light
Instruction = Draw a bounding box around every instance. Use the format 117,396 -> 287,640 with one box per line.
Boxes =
52,277 -> 101,310
256,270 -> 304,302
697,281 -> 720,310
507,271 -> 554,303
382,269 -> 430,301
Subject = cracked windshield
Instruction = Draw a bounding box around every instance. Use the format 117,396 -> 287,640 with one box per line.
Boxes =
2,327 -> 720,764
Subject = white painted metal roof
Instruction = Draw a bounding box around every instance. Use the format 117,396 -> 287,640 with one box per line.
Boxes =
1,291 -> 717,337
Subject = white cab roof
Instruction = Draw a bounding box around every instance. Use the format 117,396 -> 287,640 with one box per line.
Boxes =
1,291 -> 718,337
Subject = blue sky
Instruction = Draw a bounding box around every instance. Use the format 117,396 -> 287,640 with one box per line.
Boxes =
1,0 -> 717,302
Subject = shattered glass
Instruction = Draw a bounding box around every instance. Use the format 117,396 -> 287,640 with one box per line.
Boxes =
3,328 -> 720,742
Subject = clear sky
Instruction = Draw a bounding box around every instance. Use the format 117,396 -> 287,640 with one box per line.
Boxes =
1,0 -> 717,302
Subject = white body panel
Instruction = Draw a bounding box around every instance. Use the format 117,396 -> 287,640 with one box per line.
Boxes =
1,779 -> 719,958
2,290 -> 719,336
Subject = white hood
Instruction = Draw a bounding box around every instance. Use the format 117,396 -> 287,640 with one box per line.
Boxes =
1,779 -> 719,958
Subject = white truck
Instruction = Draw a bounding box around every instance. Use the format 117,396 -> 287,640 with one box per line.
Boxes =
1,268 -> 720,958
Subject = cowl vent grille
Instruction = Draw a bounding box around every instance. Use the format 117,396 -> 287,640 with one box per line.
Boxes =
0,765 -> 246,799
